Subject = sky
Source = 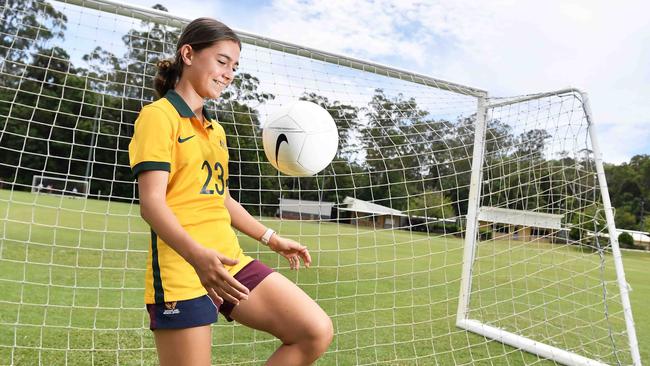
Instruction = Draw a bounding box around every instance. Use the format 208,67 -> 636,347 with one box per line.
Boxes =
74,0 -> 650,164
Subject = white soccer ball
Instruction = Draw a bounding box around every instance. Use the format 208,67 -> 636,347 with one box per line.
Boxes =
262,100 -> 339,177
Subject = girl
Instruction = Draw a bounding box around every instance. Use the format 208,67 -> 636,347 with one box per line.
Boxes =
128,17 -> 333,366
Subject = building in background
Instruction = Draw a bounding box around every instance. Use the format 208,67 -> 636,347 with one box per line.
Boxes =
477,206 -> 563,243
337,196 -> 407,229
277,198 -> 335,220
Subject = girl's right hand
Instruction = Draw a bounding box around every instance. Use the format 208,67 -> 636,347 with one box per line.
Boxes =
189,247 -> 250,306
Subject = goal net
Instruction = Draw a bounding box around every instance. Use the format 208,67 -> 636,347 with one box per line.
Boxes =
456,92 -> 640,366
0,0 -> 640,365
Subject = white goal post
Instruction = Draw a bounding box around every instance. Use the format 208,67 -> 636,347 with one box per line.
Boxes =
456,89 -> 641,366
0,0 -> 641,365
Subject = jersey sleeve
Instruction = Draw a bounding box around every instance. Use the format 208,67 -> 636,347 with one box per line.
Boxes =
128,105 -> 175,179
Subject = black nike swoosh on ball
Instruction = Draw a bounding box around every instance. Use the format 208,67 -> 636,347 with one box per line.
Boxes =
178,135 -> 195,143
275,133 -> 288,166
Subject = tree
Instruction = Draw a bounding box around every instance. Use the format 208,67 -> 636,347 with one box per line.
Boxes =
0,1 -> 71,186
442,115 -> 516,216
0,0 -> 67,85
407,190 -> 454,220
604,154 -> 650,230
69,4 -> 183,199
0,44 -> 98,187
515,129 -> 552,160
615,209 -> 637,229
362,89 -> 444,211
642,216 -> 650,232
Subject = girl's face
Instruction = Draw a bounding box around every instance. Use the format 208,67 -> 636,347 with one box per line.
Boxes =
182,40 -> 240,100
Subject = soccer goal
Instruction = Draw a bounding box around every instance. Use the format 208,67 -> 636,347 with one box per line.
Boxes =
0,0 -> 641,365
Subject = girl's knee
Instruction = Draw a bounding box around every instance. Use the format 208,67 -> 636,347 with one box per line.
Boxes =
303,314 -> 334,355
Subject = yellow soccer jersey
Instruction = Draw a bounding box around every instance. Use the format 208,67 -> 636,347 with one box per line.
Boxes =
129,89 -> 253,304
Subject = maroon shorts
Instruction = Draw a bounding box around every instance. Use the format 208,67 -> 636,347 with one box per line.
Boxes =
147,259 -> 274,330
220,259 -> 274,321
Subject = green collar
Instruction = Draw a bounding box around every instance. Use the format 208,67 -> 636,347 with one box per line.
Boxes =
164,89 -> 216,122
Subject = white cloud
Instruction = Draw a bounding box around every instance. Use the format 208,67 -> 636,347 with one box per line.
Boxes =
228,0 -> 649,163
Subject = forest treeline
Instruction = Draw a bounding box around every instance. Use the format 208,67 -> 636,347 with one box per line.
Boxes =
1,1 -> 648,235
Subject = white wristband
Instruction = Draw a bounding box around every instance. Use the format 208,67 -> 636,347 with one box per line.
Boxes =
260,228 -> 275,246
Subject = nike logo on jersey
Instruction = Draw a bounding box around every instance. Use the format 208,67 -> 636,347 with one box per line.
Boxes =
275,133 -> 288,165
178,135 -> 195,143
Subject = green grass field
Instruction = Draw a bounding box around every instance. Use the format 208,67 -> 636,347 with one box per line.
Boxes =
0,189 -> 648,365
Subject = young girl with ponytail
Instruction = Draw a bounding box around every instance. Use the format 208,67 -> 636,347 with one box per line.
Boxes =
128,17 -> 333,366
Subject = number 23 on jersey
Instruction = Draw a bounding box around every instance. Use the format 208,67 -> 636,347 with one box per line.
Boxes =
200,160 -> 227,195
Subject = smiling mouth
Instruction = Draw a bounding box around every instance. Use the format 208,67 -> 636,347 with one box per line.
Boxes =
213,79 -> 227,88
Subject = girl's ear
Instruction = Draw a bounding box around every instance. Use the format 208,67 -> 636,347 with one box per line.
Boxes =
179,44 -> 193,66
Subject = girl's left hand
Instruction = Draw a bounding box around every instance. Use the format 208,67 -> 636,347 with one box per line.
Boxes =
268,235 -> 312,270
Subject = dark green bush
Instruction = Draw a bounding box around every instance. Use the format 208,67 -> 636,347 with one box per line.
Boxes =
618,232 -> 635,248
